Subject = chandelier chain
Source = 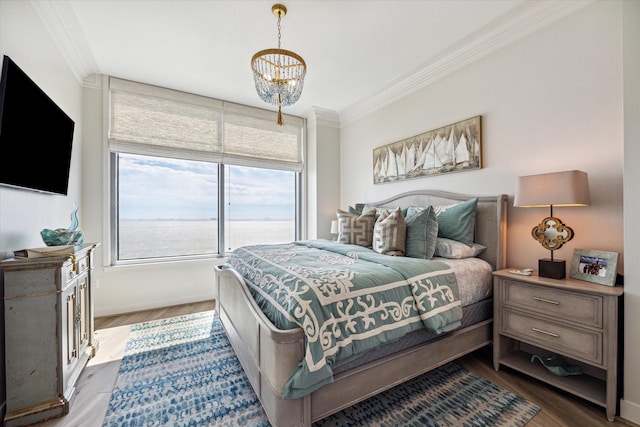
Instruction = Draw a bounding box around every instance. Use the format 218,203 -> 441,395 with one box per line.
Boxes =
277,13 -> 282,49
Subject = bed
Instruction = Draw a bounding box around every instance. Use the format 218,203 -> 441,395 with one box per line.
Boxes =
214,190 -> 508,426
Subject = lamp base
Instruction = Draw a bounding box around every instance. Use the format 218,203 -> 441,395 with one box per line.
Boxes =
539,258 -> 566,279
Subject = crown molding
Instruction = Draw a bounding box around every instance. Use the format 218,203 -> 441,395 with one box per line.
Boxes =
31,0 -> 99,87
33,0 -> 595,124
305,107 -> 341,129
339,0 -> 596,126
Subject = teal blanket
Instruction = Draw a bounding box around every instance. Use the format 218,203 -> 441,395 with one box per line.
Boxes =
225,239 -> 462,399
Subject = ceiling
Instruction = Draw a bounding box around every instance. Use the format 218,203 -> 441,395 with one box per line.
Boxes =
33,0 -> 592,125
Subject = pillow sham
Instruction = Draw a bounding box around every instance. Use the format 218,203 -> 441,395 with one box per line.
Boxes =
362,205 -> 408,219
373,207 -> 406,256
434,237 -> 486,259
336,209 -> 376,247
404,206 -> 439,259
433,197 -> 478,245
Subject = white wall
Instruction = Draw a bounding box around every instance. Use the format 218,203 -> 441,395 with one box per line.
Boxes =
0,0 -> 86,420
0,1 -> 85,253
341,1 -> 623,273
340,1 -> 637,423
305,108 -> 341,240
621,0 -> 640,422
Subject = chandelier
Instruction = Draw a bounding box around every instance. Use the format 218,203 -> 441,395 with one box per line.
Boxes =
251,4 -> 306,126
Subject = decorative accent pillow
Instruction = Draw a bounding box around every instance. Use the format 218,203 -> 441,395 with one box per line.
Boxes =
434,238 -> 487,259
404,206 -> 439,259
348,205 -> 361,215
433,198 -> 478,245
362,205 -> 408,220
373,207 -> 406,256
336,209 -> 376,247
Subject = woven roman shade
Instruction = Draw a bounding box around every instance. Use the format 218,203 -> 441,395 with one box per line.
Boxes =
223,102 -> 303,172
108,77 -> 304,171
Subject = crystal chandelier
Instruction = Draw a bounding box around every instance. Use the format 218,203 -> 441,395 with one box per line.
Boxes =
251,4 -> 306,126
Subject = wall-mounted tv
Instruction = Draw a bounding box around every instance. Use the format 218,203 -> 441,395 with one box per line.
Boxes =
0,55 -> 75,195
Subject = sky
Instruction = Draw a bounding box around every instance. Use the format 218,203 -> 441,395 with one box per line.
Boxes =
118,153 -> 295,220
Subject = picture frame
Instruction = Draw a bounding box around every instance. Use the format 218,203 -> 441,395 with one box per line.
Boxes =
373,115 -> 482,184
569,248 -> 619,286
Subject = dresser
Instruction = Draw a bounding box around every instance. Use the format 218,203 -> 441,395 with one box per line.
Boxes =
1,243 -> 99,427
493,269 -> 623,422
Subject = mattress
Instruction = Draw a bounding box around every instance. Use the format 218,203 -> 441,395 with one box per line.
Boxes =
334,256 -> 493,374
434,256 -> 493,306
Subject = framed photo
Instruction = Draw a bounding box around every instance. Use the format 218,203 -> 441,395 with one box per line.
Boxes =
569,248 -> 619,286
372,115 -> 482,184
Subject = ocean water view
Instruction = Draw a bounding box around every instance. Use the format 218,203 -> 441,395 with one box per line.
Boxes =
118,219 -> 295,259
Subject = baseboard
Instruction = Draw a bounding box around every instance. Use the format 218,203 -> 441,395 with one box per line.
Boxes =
620,398 -> 640,424
95,295 -> 214,318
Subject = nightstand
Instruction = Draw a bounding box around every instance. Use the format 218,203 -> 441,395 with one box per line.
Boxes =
493,269 -> 623,422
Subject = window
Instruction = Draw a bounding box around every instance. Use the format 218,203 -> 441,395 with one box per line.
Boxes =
115,153 -> 219,260
108,77 -> 304,264
224,165 -> 297,252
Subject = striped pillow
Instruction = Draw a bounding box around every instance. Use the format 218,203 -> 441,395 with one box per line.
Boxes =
336,209 -> 376,247
373,207 -> 406,256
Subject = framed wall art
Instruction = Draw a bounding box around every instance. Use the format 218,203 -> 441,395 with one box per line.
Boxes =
373,115 -> 482,184
569,248 -> 619,286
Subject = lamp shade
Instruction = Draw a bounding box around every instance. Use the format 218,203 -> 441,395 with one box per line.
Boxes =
514,170 -> 590,208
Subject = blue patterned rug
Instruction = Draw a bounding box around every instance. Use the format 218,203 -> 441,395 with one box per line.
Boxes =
102,311 -> 540,426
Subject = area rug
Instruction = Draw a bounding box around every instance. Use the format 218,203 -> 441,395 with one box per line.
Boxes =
102,311 -> 540,426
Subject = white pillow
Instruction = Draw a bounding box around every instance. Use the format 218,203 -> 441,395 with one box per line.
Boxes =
372,207 -> 406,256
434,238 -> 486,259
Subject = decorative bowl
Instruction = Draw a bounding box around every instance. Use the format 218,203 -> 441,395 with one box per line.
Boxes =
41,228 -> 84,247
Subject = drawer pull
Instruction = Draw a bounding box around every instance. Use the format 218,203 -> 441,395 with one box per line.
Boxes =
532,327 -> 559,338
531,296 -> 559,305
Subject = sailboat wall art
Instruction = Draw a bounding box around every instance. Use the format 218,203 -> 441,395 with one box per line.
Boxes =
373,115 -> 482,184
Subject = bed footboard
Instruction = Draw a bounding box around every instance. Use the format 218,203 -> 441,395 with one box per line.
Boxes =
215,265 -> 311,426
215,264 -> 492,427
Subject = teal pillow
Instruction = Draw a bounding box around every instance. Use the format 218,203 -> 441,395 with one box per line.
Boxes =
404,206 -> 439,259
347,205 -> 362,215
434,198 -> 478,245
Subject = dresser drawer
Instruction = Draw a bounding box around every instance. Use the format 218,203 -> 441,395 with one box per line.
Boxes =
76,255 -> 89,275
502,308 -> 602,365
503,280 -> 602,328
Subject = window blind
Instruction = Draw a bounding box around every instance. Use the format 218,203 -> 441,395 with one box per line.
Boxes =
108,77 -> 304,171
223,102 -> 303,172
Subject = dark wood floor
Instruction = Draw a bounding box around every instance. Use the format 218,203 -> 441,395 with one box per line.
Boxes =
94,300 -> 637,427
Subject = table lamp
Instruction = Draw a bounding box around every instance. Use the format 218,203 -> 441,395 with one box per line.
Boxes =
514,170 -> 590,279
330,220 -> 339,240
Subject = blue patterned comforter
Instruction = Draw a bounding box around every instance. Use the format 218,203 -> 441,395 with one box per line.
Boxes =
225,239 -> 462,399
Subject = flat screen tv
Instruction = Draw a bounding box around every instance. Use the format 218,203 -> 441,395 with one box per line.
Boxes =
0,55 -> 75,195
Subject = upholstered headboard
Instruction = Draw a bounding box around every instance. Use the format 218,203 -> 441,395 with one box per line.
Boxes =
357,190 -> 508,271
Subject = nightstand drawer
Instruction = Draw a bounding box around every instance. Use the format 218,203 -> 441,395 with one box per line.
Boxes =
503,280 -> 602,328
502,308 -> 602,364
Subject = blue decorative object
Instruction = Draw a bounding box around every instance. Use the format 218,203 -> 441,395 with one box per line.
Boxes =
41,202 -> 85,246
531,354 -> 583,376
